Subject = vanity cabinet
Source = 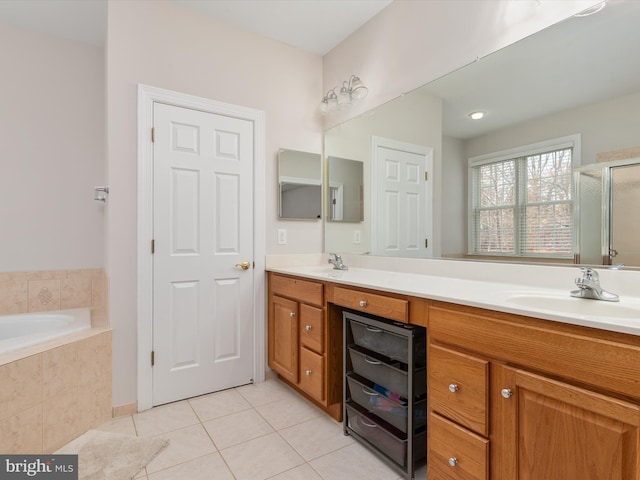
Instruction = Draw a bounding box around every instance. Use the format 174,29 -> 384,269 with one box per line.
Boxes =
267,272 -> 342,419
428,300 -> 640,480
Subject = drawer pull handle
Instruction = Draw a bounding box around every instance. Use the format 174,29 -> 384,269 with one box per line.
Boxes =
361,386 -> 379,396
289,312 -> 295,317
305,370 -> 312,376
359,300 -> 367,307
360,418 -> 378,428
364,356 -> 382,365
448,383 -> 459,393
448,457 -> 458,467
365,326 -> 382,333
501,388 -> 513,399
305,325 -> 312,331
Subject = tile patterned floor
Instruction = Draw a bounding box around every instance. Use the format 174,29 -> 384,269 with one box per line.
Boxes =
96,378 -> 427,480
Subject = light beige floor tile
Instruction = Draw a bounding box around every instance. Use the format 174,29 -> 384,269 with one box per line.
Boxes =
220,432 -> 304,480
279,415 -> 353,461
188,388 -> 251,422
133,401 -> 199,437
267,463 -> 323,480
235,378 -> 299,407
255,394 -> 322,430
203,408 -> 274,449
133,469 -> 147,479
148,452 -> 234,480
145,424 -> 216,474
309,442 -> 400,480
95,415 -> 137,436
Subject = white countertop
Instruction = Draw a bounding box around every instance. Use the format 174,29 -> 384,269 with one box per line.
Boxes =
267,264 -> 640,336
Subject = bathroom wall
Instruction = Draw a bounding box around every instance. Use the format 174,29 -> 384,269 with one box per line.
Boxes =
106,0 -> 323,406
0,22 -> 105,272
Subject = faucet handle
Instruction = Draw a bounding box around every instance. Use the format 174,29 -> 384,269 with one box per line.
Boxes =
579,267 -> 599,281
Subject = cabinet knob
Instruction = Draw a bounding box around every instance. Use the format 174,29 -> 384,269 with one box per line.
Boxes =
305,325 -> 312,331
359,300 -> 367,307
501,388 -> 513,399
305,370 -> 312,376
448,383 -> 459,393
289,312 -> 295,317
448,457 -> 458,467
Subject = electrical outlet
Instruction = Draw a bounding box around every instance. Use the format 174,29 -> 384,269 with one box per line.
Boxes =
354,230 -> 361,244
277,229 -> 287,245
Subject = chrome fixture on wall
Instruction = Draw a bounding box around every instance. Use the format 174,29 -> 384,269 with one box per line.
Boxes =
320,75 -> 368,114
94,185 -> 109,202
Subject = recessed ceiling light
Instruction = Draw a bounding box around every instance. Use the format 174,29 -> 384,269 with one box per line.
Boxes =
469,111 -> 485,120
574,1 -> 607,17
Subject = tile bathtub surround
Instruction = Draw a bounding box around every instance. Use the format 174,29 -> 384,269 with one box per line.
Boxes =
0,330 -> 112,454
93,378 -> 426,480
0,268 -> 109,327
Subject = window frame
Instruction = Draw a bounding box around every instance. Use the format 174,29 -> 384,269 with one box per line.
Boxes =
467,134 -> 581,258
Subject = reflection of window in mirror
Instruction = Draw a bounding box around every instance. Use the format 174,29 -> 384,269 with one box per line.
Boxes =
278,149 -> 322,220
468,134 -> 580,259
327,156 -> 363,222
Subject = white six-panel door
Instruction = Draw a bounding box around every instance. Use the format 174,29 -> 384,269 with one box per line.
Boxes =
152,102 -> 254,406
372,137 -> 433,257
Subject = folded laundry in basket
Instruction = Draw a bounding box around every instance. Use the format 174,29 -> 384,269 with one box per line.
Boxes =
368,396 -> 407,415
372,383 -> 408,405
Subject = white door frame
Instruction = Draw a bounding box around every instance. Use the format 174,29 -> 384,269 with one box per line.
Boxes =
136,84 -> 266,412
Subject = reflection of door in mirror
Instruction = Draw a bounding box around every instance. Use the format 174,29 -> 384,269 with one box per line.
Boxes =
278,149 -> 322,220
371,137 -> 433,257
327,156 -> 363,223
610,163 -> 640,267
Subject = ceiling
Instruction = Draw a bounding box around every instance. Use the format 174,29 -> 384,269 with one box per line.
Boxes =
0,0 -> 392,55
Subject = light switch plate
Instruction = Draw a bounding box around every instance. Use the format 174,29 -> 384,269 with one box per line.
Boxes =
277,229 -> 287,245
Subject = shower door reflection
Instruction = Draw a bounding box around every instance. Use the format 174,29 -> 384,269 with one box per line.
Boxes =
609,163 -> 640,267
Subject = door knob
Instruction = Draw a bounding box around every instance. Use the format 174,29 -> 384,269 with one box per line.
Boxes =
235,261 -> 251,270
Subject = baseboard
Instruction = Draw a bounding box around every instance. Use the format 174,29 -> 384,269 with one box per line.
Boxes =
112,402 -> 138,417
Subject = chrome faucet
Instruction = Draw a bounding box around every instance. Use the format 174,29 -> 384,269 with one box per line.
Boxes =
571,267 -> 619,302
328,253 -> 348,270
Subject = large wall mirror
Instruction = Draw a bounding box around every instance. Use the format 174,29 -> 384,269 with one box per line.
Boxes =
279,148 -> 322,220
324,0 -> 640,268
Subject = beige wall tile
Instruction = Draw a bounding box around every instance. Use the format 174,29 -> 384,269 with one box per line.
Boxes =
61,270 -> 92,309
0,279 -> 28,315
0,405 -> 43,454
77,381 -> 112,433
28,279 -> 61,312
43,343 -> 79,399
90,307 -> 109,328
25,270 -> 66,281
0,354 -> 42,421
0,272 -> 26,283
77,331 -> 112,387
91,269 -> 108,309
43,388 -> 80,453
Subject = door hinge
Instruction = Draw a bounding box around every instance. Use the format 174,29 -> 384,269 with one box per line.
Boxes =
151,127 -> 155,143
424,171 -> 429,181
151,350 -> 155,366
425,238 -> 428,248
151,239 -> 155,254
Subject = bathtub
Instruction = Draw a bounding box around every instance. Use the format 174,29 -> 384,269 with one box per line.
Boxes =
0,308 -> 91,354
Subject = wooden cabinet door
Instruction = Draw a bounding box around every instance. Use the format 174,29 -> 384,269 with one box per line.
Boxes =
493,364 -> 640,480
268,295 -> 299,384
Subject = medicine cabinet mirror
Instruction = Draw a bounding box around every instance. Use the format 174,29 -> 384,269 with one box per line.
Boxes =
278,149 -> 322,220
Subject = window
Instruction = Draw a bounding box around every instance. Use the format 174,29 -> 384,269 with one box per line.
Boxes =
468,135 -> 580,258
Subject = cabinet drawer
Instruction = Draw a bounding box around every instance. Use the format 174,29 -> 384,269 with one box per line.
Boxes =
271,274 -> 324,307
300,304 -> 324,354
428,412 -> 489,480
333,286 -> 408,323
299,347 -> 324,402
429,344 -> 489,436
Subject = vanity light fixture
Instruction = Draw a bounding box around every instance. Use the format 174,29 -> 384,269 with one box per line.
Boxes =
320,75 -> 368,114
469,111 -> 486,120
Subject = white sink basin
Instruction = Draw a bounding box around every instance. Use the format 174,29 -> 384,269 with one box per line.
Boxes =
506,294 -> 640,319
